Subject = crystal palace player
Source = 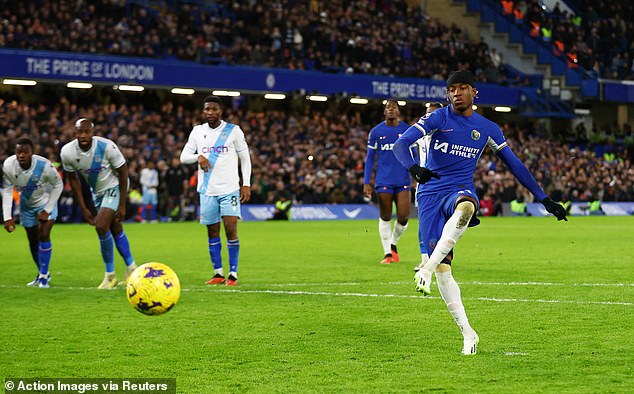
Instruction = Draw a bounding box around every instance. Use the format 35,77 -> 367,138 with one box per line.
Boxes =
363,99 -> 412,264
180,95 -> 252,286
393,70 -> 567,355
61,119 -> 137,289
2,138 -> 63,288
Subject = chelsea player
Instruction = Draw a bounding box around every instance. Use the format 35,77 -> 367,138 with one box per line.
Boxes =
393,70 -> 567,355
60,118 -> 137,289
363,99 -> 412,264
2,138 -> 63,288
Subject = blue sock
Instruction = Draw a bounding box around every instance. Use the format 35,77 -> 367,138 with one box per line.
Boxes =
208,237 -> 222,270
150,205 -> 157,221
114,230 -> 135,266
99,231 -> 115,272
227,239 -> 240,274
38,241 -> 52,275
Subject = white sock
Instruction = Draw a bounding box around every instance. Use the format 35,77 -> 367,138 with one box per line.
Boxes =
436,270 -> 475,337
378,219 -> 392,255
390,222 -> 408,246
422,204 -> 472,274
415,253 -> 429,270
214,268 -> 224,276
229,271 -> 237,279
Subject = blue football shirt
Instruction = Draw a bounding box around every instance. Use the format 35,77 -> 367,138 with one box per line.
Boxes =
364,121 -> 411,187
394,106 -> 507,195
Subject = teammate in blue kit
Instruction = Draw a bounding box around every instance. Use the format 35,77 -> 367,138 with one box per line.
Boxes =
393,70 -> 567,355
2,138 -> 63,288
61,119 -> 138,289
363,99 -> 412,264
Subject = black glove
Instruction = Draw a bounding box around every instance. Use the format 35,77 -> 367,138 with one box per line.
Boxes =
408,165 -> 440,184
541,197 -> 568,221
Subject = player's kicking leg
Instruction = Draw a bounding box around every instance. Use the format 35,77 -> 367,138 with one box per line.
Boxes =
415,200 -> 475,295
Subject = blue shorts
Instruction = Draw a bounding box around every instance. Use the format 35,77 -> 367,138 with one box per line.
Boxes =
375,185 -> 410,194
417,188 -> 479,255
20,204 -> 58,227
142,189 -> 158,205
199,191 -> 241,225
93,186 -> 120,211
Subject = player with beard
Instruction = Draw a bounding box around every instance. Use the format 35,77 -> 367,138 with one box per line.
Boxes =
61,119 -> 138,289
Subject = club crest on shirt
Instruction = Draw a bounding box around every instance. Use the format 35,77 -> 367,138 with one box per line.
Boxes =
471,129 -> 481,140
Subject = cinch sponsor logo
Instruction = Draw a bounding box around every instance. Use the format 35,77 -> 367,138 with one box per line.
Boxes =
380,143 -> 395,151
201,145 -> 229,154
18,184 -> 40,192
84,166 -> 107,174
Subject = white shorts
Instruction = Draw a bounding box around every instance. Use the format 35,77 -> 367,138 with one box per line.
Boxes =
93,186 -> 120,211
20,204 -> 58,227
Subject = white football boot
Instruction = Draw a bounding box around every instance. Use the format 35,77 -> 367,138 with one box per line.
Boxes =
462,332 -> 479,355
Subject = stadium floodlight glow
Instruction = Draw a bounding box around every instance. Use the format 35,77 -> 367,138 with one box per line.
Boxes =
171,88 -> 195,95
382,100 -> 407,106
307,155 -> 314,161
264,93 -> 286,100
3,79 -> 37,86
472,105 -> 478,110
212,90 -> 240,97
350,97 -> 369,105
67,82 -> 93,89
494,106 -> 512,113
574,108 -> 591,115
116,84 -> 144,92
307,95 -> 328,102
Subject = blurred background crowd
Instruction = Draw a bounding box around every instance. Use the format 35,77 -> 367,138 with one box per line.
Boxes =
1,0 -> 633,222
0,91 -> 632,222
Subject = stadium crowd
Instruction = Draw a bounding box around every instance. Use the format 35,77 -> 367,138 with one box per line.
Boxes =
2,0 -> 633,80
0,0 -> 509,84
1,94 -> 633,222
498,0 -> 634,80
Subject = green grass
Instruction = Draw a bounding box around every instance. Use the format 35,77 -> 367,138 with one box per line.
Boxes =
1,217 -> 633,393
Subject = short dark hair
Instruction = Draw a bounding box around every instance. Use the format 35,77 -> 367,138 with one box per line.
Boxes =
15,137 -> 34,148
203,95 -> 224,108
384,99 -> 400,107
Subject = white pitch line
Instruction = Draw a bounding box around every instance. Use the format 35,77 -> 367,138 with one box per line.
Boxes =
0,284 -> 631,306
207,288 -> 633,306
390,281 -> 634,287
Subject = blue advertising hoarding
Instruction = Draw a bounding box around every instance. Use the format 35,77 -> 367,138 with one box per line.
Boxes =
0,48 -> 521,106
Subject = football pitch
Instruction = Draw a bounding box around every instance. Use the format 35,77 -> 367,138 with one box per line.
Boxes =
1,217 -> 632,393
